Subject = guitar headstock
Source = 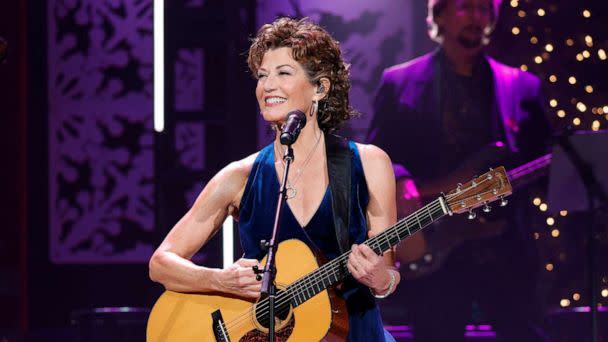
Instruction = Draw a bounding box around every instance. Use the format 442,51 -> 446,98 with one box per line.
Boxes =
444,167 -> 513,215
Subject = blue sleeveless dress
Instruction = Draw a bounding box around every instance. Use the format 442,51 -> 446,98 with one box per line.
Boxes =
238,141 -> 389,341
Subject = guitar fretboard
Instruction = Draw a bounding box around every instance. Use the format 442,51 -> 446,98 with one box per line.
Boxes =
508,153 -> 552,189
285,197 -> 448,307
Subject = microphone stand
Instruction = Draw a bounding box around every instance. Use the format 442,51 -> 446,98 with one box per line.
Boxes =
259,143 -> 294,342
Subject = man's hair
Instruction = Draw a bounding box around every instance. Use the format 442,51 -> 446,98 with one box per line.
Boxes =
427,0 -> 503,44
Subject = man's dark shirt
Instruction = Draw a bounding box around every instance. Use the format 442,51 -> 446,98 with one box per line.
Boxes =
437,50 -> 495,172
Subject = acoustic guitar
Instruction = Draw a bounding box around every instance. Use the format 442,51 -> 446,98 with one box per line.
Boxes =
147,168 -> 512,342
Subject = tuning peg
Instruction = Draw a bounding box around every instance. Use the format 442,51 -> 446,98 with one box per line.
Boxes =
500,196 -> 508,207
483,203 -> 492,213
468,210 -> 477,220
252,265 -> 263,281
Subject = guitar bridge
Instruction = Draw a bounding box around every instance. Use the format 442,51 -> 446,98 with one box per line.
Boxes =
212,310 -> 231,342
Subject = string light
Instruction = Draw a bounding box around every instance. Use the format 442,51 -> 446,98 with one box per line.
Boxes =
573,293 -> 581,301
582,50 -> 591,58
592,120 -> 600,131
512,26 -> 521,35
546,263 -> 554,271
560,299 -> 570,307
576,102 -> 587,112
602,289 -> 608,298
506,1 -> 607,232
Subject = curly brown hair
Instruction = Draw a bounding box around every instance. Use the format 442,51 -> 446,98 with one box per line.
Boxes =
247,17 -> 358,133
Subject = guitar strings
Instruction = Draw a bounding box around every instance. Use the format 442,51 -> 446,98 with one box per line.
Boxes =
218,205 -> 442,336
222,200 -> 446,334
508,154 -> 551,178
222,188 -> 494,333
222,175 -> 502,334
223,188 -> 496,335
508,159 -> 551,179
222,202 -> 445,334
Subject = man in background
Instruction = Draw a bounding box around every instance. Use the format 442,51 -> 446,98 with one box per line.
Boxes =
368,0 -> 551,340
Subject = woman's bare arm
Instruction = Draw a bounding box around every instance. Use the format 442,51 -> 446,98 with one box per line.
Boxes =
348,143 -> 401,295
148,154 -> 262,298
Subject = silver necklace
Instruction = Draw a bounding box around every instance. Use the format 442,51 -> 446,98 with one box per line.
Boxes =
275,133 -> 322,199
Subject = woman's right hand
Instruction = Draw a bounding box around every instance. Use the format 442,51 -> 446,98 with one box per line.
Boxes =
216,258 -> 262,299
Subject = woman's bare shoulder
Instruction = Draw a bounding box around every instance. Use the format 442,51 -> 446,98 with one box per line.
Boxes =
353,142 -> 392,171
214,151 -> 261,209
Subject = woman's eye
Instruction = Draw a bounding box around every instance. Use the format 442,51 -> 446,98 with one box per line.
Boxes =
257,74 -> 267,79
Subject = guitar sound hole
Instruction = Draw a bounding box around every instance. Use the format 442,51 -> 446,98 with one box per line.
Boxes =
254,289 -> 292,329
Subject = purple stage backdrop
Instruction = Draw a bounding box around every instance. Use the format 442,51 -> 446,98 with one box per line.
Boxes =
256,0 -> 415,146
45,0 -> 416,263
48,0 -> 155,263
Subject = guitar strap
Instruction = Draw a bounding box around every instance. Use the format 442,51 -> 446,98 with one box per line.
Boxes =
325,133 -> 352,254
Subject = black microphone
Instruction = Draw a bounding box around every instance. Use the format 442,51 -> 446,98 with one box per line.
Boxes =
280,110 -> 306,145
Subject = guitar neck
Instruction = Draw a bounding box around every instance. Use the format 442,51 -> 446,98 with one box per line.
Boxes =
507,153 -> 552,189
287,197 -> 449,307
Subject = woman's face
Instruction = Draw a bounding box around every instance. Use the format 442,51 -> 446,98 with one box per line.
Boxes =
255,47 -> 317,124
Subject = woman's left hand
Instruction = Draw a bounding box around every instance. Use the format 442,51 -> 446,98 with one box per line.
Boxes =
347,243 -> 392,294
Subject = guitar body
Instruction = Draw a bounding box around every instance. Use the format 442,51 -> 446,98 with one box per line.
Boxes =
147,239 -> 348,342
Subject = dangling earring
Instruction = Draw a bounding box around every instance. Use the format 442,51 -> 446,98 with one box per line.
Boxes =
311,100 -> 318,117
